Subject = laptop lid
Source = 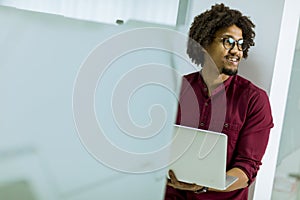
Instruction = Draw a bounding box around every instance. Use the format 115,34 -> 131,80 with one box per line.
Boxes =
168,125 -> 238,190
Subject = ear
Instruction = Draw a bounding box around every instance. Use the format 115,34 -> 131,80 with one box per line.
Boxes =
201,46 -> 211,59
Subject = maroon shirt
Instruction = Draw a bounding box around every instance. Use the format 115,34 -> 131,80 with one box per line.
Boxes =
165,71 -> 273,200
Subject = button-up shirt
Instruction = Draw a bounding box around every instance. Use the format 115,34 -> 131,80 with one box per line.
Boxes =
169,71 -> 274,200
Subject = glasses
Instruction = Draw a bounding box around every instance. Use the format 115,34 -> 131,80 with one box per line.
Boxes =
217,37 -> 247,51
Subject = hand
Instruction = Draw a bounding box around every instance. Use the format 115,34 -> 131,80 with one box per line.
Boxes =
167,170 -> 203,192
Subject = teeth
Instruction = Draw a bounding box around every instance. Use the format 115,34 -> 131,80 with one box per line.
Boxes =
227,57 -> 238,62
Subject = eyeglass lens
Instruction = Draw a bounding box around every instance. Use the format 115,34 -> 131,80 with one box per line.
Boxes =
223,37 -> 245,51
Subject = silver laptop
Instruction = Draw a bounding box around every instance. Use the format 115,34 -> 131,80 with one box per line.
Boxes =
168,125 -> 238,190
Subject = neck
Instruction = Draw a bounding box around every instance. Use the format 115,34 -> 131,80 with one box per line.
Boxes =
201,67 -> 229,96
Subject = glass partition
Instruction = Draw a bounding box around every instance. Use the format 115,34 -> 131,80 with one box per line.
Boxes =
272,21 -> 300,200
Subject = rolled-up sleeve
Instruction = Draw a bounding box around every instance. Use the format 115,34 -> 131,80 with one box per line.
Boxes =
232,90 -> 274,185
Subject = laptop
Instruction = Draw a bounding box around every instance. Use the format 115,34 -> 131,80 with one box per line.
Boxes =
168,124 -> 238,190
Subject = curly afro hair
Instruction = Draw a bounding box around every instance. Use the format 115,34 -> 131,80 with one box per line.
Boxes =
187,3 -> 255,66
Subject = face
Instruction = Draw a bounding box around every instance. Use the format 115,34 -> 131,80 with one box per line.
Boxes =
204,24 -> 244,76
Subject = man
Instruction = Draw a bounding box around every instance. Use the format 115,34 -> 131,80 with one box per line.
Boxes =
164,3 -> 273,200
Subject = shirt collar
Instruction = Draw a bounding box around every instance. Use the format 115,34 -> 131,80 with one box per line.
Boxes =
198,70 -> 234,96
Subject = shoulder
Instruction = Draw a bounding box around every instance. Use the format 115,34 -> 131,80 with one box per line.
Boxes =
179,71 -> 201,93
182,71 -> 200,83
232,76 -> 272,119
233,75 -> 269,98
232,76 -> 273,129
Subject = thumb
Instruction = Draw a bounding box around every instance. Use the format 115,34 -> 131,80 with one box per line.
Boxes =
169,170 -> 178,182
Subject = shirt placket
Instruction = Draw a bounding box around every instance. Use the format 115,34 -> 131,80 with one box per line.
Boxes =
199,87 -> 211,130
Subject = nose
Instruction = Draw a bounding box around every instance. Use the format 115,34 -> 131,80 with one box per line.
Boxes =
229,42 -> 240,53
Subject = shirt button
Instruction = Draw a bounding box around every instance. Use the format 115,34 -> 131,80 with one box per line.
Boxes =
200,122 -> 205,127
224,123 -> 229,128
204,102 -> 209,106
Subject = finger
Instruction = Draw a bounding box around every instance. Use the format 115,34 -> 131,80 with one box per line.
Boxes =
168,170 -> 203,191
168,182 -> 201,191
168,170 -> 178,182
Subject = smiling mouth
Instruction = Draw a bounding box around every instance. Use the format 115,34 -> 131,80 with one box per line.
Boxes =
225,56 -> 240,64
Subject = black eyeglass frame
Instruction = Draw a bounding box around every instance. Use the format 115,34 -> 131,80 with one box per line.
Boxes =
216,37 -> 247,51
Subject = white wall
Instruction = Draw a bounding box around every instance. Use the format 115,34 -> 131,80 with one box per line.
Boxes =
272,49 -> 300,200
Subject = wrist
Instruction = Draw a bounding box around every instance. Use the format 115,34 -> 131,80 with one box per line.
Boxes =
194,186 -> 209,194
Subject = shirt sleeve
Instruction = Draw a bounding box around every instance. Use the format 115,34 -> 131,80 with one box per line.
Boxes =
231,90 -> 274,185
